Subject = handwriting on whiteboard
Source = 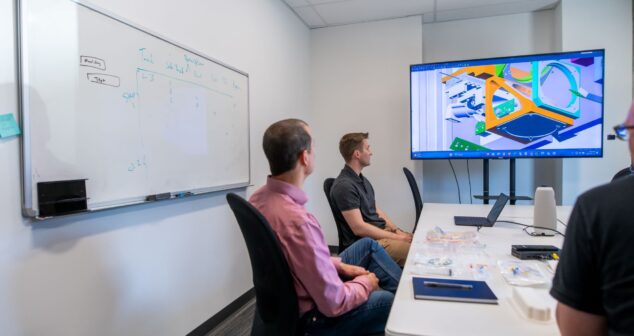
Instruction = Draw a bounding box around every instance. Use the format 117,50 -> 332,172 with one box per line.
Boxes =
127,156 -> 147,172
184,54 -> 204,66
80,55 -> 106,70
87,73 -> 120,87
139,48 -> 154,64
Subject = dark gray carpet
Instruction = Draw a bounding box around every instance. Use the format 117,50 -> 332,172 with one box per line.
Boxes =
206,298 -> 255,336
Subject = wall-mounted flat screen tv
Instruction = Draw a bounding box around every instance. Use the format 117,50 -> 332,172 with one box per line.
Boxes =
410,49 -> 605,159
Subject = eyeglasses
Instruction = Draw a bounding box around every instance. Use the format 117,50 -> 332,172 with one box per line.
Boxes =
613,124 -> 634,141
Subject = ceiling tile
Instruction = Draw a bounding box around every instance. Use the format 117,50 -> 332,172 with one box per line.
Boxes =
284,0 -> 310,7
435,0 -> 558,22
295,6 -> 327,28
285,0 -> 560,28
436,0 -> 525,12
314,0 -> 435,26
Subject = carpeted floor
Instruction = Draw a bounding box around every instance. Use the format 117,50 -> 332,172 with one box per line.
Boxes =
205,297 -> 255,336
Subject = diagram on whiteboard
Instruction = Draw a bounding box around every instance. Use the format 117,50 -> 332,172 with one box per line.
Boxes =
20,0 -> 250,215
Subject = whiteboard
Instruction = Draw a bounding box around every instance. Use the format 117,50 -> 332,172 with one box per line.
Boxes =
18,0 -> 250,217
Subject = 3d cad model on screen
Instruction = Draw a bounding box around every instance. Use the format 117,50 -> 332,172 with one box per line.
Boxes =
410,50 -> 605,159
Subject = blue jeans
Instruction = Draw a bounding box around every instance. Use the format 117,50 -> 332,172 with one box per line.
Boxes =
304,238 -> 402,335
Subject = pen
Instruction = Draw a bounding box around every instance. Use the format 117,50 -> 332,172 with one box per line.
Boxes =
423,281 -> 473,290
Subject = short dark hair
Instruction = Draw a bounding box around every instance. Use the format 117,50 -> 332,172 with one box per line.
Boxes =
262,119 -> 311,176
339,132 -> 369,162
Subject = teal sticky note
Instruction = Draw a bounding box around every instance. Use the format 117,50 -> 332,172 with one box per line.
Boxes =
0,113 -> 21,138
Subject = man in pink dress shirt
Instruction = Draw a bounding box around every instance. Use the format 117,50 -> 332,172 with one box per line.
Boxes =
250,119 -> 402,335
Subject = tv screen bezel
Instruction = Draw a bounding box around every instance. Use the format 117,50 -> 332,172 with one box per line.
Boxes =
409,49 -> 606,160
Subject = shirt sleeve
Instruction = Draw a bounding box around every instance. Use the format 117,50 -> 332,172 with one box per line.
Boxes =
332,181 -> 361,212
284,215 -> 372,317
331,256 -> 343,272
550,195 -> 604,315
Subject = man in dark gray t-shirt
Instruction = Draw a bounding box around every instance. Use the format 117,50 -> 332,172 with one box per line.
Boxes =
330,132 -> 412,266
550,102 -> 634,336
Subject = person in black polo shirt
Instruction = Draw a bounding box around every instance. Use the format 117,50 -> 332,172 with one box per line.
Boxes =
611,161 -> 633,181
550,102 -> 634,336
330,132 -> 412,266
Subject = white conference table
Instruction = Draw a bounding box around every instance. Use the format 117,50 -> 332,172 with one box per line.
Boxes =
385,203 -> 572,336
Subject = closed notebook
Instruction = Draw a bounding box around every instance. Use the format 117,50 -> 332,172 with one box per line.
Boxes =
412,277 -> 498,304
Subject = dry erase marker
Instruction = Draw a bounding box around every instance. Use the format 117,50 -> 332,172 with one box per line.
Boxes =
423,281 -> 473,290
146,192 -> 170,201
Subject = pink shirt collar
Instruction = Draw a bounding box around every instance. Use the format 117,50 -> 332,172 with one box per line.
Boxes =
266,176 -> 308,206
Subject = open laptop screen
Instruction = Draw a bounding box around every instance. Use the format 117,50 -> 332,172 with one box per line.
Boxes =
487,193 -> 510,224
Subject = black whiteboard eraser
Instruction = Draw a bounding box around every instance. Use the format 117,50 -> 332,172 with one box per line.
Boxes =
145,192 -> 171,201
37,179 -> 88,217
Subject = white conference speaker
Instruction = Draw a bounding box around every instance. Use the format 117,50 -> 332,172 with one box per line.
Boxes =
533,186 -> 556,236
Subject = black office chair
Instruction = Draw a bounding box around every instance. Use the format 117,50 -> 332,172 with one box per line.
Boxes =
402,167 -> 423,232
226,193 -> 304,336
612,167 -> 632,181
323,178 -> 355,253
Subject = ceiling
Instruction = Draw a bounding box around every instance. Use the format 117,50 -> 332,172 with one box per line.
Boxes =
282,0 -> 560,29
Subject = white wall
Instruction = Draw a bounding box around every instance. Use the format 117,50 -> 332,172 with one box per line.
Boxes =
309,2 -> 633,239
309,10 -> 563,238
559,0 -> 633,204
420,10 -> 560,205
309,17 -> 423,244
0,0 -> 310,335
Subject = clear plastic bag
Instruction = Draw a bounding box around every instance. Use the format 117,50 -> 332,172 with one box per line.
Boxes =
425,226 -> 480,245
498,260 -> 547,286
410,229 -> 492,279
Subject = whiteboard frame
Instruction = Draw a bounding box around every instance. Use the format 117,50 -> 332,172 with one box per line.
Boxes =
17,0 -> 251,218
